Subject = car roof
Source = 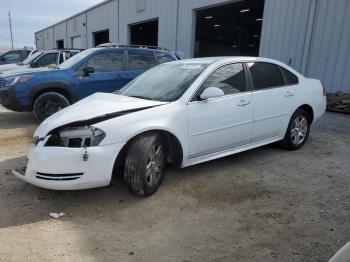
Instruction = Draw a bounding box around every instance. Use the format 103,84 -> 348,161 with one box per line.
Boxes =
96,47 -> 170,53
173,56 -> 285,65
40,49 -> 82,54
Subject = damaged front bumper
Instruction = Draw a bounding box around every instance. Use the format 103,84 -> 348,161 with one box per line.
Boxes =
12,142 -> 126,190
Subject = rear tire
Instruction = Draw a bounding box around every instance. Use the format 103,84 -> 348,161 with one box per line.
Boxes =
33,92 -> 70,121
281,109 -> 311,150
124,134 -> 166,197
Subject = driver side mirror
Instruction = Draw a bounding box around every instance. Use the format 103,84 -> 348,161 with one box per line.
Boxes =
83,66 -> 95,77
199,87 -> 225,100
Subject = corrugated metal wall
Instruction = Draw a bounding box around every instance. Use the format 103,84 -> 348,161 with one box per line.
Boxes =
35,32 -> 44,50
67,14 -> 87,49
260,0 -> 350,93
86,0 -> 119,47
53,22 -> 67,48
177,0 -> 242,58
119,0 -> 178,50
306,0 -> 350,93
34,0 -> 349,93
43,27 -> 54,50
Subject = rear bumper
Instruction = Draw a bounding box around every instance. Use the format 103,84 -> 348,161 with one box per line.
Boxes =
13,142 -> 126,190
0,88 -> 31,112
315,96 -> 327,121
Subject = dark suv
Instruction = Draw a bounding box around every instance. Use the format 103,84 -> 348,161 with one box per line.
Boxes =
0,49 -> 33,65
0,46 -> 179,121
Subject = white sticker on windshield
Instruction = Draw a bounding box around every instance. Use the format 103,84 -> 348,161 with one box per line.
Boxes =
181,65 -> 203,69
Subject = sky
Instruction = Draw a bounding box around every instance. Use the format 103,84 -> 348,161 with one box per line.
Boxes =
0,0 -> 104,48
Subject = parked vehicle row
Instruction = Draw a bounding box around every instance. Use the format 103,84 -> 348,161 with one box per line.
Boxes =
0,45 -> 179,121
11,56 -> 327,197
0,49 -> 82,74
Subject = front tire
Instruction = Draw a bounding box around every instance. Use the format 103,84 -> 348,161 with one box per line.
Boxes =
124,134 -> 167,197
281,109 -> 311,150
33,92 -> 70,121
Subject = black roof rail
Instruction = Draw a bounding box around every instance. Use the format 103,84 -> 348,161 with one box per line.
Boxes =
97,43 -> 169,51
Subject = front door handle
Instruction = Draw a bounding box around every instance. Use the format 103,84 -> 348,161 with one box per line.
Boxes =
237,100 -> 251,107
285,91 -> 295,97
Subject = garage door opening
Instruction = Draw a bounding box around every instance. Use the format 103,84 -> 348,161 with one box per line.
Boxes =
71,36 -> 82,49
56,40 -> 64,49
93,30 -> 109,47
130,19 -> 158,47
195,0 -> 265,57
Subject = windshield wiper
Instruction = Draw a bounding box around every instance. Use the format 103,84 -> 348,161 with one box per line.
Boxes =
129,95 -> 152,100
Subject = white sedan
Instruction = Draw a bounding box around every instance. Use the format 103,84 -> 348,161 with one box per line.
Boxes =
12,57 -> 327,197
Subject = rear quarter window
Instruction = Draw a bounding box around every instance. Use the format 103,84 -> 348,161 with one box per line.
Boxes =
281,67 -> 299,85
155,52 -> 174,64
127,51 -> 156,71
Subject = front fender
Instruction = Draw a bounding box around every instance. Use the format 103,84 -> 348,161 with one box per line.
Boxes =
28,81 -> 74,104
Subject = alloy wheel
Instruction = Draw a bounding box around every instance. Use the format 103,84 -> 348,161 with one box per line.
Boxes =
145,143 -> 165,187
291,116 -> 308,145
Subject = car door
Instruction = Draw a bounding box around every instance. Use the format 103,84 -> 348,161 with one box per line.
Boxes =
187,63 -> 253,159
121,50 -> 157,84
74,50 -> 125,100
247,62 -> 298,142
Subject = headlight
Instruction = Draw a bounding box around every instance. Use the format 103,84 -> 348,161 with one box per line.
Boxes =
45,126 -> 106,148
4,75 -> 32,87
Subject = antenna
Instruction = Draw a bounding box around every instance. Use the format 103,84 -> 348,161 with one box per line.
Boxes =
8,11 -> 14,50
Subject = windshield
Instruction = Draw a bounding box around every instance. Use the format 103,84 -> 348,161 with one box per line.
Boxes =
119,63 -> 208,102
58,49 -> 96,69
20,52 -> 42,65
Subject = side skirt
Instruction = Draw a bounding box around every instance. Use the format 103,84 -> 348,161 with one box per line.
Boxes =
188,136 -> 282,167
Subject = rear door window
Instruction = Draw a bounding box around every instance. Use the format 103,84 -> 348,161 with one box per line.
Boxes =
248,62 -> 284,90
281,67 -> 299,85
84,51 -> 124,72
127,51 -> 156,71
155,52 -> 174,64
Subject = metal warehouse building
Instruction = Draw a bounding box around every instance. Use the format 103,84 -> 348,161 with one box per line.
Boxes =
35,0 -> 350,93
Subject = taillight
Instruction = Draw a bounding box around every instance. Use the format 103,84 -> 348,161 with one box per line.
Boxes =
321,82 -> 326,96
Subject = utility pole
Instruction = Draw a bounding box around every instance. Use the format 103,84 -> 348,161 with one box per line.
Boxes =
8,11 -> 14,50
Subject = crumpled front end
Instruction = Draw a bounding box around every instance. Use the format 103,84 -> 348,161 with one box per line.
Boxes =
13,141 -> 125,190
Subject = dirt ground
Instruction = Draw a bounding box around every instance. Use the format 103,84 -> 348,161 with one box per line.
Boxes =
0,105 -> 349,262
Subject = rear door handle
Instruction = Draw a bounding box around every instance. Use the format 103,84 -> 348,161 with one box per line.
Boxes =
237,100 -> 251,107
285,91 -> 295,97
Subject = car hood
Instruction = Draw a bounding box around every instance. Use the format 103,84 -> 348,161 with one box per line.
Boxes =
35,93 -> 168,137
0,63 -> 23,73
0,67 -> 53,78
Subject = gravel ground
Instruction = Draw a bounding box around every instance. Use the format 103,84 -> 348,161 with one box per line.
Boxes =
0,105 -> 349,262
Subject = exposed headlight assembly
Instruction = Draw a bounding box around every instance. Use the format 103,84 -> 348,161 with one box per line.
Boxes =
4,75 -> 32,87
45,126 -> 106,148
